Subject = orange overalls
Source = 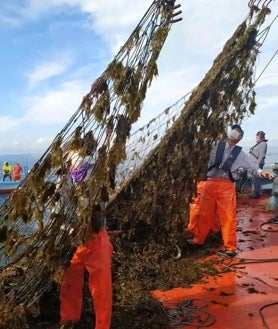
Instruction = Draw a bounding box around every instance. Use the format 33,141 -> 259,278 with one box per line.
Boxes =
187,180 -> 220,236
13,163 -> 23,181
60,229 -> 113,329
192,177 -> 237,251
187,181 -> 206,234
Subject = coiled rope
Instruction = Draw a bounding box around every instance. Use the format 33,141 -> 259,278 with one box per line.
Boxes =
160,298 -> 216,328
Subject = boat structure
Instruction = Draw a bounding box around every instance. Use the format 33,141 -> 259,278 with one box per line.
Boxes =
236,168 -> 274,194
0,0 -> 277,328
0,165 -> 29,194
0,181 -> 21,194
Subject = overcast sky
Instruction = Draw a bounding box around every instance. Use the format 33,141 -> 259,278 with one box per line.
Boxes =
0,0 -> 277,156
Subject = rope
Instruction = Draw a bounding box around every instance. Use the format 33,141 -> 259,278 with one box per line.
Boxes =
255,48 -> 278,83
260,216 -> 278,231
216,255 -> 278,329
255,14 -> 278,83
160,298 -> 216,328
259,301 -> 278,329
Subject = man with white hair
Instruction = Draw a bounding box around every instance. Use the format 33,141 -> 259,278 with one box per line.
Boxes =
187,124 -> 273,257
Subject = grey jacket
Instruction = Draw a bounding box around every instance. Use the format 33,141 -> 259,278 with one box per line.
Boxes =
249,139 -> 268,168
207,141 -> 262,181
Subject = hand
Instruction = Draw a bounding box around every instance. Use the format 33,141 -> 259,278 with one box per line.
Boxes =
261,171 -> 274,179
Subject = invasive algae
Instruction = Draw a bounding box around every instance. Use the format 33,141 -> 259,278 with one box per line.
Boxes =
27,235 -> 222,329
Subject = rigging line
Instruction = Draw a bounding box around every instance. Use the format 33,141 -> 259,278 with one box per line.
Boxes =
257,13 -> 278,38
255,48 -> 278,83
254,14 -> 278,82
248,16 -> 277,89
256,15 -> 278,47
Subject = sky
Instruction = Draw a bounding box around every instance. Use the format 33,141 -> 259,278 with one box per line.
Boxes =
0,0 -> 277,156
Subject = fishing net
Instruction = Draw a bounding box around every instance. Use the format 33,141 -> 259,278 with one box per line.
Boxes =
0,1 -> 274,328
107,4 -> 273,242
107,3 -> 274,327
0,1 -> 182,327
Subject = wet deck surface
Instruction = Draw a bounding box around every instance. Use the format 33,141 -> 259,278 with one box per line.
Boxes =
152,194 -> 278,329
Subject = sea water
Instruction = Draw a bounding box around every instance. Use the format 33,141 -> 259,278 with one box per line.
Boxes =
242,145 -> 278,170
0,154 -> 38,207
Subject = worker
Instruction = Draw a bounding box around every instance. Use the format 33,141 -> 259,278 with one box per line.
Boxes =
59,205 -> 113,329
63,147 -> 95,185
187,124 -> 273,257
249,131 -> 268,198
2,161 -> 12,181
13,162 -> 23,181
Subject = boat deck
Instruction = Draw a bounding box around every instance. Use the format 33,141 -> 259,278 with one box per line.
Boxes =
152,194 -> 278,329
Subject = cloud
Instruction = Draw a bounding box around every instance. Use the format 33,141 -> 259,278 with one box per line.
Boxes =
27,58 -> 72,89
23,79 -> 87,124
0,116 -> 18,131
0,0 -> 277,156
34,136 -> 55,149
0,2 -> 25,26
0,12 -> 20,27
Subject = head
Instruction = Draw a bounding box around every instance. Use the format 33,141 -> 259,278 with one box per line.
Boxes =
256,131 -> 265,142
3,161 -> 8,165
227,124 -> 244,144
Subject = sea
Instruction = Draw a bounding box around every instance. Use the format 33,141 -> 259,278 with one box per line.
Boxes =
0,154 -> 39,207
242,145 -> 278,169
0,146 -> 278,207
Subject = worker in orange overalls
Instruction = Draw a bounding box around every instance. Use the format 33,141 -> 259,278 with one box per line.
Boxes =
59,205 -> 113,329
187,125 -> 273,257
13,162 -> 23,181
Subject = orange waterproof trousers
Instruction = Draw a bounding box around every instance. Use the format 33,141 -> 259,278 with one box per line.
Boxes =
60,229 -> 113,329
187,181 -> 206,234
187,180 -> 220,235
192,178 -> 237,251
13,173 -> 21,181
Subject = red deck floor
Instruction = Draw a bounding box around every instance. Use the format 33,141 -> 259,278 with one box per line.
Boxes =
152,195 -> 278,329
